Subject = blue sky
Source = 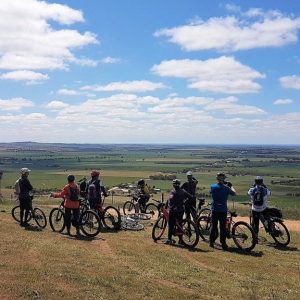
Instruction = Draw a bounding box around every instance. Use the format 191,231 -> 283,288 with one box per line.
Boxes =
0,0 -> 300,144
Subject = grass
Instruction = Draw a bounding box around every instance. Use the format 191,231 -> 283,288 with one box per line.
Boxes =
0,198 -> 300,300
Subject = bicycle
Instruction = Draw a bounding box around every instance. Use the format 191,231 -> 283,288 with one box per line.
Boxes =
49,198 -> 101,237
121,215 -> 144,231
12,195 -> 47,229
152,199 -> 200,249
248,204 -> 290,246
123,193 -> 159,220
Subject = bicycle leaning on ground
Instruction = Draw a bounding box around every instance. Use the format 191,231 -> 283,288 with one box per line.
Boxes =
11,194 -> 47,229
49,197 -> 101,237
247,203 -> 290,246
152,199 -> 200,249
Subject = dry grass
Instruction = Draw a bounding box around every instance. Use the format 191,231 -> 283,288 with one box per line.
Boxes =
0,201 -> 300,300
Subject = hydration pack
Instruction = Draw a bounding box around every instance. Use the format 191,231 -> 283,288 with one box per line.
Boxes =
14,179 -> 20,195
253,187 -> 264,206
88,181 -> 97,200
69,186 -> 79,201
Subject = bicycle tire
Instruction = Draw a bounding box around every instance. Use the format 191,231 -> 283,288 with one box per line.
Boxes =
11,205 -> 32,223
122,221 -> 144,231
102,206 -> 121,230
269,219 -> 290,246
152,216 -> 167,241
49,208 -> 65,232
232,221 -> 257,251
33,208 -> 47,229
199,208 -> 211,218
123,201 -> 135,215
79,210 -> 101,237
178,219 -> 200,249
145,203 -> 159,220
126,213 -> 151,220
197,215 -> 212,235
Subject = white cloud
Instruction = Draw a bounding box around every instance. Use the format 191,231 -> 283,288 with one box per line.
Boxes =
154,10 -> 300,52
0,0 -> 98,71
0,97 -> 34,111
100,57 -> 121,64
57,89 -> 81,96
151,56 -> 264,94
0,70 -> 49,84
46,101 -> 70,110
280,75 -> 300,89
273,98 -> 293,105
81,80 -> 166,93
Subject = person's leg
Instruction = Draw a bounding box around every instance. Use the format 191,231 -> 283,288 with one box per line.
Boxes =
184,199 -> 192,220
19,200 -> 25,226
252,210 -> 260,234
64,208 -> 72,234
73,208 -> 80,235
209,211 -> 219,247
219,212 -> 228,249
166,211 -> 176,243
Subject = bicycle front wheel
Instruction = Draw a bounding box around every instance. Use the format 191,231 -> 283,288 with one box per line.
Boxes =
145,203 -> 159,220
269,219 -> 290,246
79,210 -> 101,237
232,221 -> 257,251
102,206 -> 121,230
123,201 -> 135,215
178,219 -> 199,249
197,215 -> 212,236
152,216 -> 167,241
11,205 -> 32,223
33,208 -> 47,228
49,208 -> 65,232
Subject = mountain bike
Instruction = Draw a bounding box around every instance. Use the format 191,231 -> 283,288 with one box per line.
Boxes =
12,196 -> 47,229
152,200 -> 200,249
49,198 -> 101,237
248,204 -> 290,246
121,215 -> 144,231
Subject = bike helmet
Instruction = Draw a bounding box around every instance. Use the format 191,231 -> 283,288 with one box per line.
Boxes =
255,176 -> 263,185
216,172 -> 226,181
91,170 -> 100,177
67,174 -> 75,182
186,171 -> 193,176
172,179 -> 181,186
137,179 -> 145,186
20,168 -> 31,174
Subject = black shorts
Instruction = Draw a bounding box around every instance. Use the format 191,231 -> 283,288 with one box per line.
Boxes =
19,197 -> 32,210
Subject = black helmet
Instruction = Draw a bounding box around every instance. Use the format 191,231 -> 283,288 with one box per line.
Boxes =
172,179 -> 181,186
67,174 -> 75,182
138,179 -> 145,186
254,176 -> 263,185
216,172 -> 226,181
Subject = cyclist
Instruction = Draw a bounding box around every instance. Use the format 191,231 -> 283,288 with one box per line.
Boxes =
50,174 -> 80,236
209,172 -> 236,250
17,168 -> 33,227
86,170 -> 108,210
247,176 -> 271,234
165,179 -> 185,245
181,171 -> 198,219
136,179 -> 150,212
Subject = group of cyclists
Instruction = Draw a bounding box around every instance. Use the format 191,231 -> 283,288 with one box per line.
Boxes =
14,167 -> 277,250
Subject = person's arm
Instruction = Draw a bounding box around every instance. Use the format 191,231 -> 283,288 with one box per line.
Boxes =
51,185 -> 68,198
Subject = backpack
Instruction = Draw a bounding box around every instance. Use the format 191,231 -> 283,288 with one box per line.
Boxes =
88,181 -> 97,201
253,187 -> 264,206
69,185 -> 79,201
14,179 -> 20,195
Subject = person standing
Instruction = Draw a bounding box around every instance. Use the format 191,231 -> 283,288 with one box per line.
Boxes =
50,174 -> 80,236
17,168 -> 33,227
181,171 -> 198,219
136,179 -> 150,212
209,172 -> 236,250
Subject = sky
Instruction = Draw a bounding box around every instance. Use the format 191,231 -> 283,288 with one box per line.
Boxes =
0,0 -> 300,145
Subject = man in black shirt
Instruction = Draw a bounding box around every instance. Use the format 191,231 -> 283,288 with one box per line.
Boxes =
181,171 -> 198,219
17,168 -> 33,227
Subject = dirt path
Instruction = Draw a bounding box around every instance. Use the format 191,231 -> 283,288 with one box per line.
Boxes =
236,216 -> 300,232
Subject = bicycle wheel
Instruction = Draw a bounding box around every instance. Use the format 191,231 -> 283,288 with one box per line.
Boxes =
123,201 -> 135,215
121,218 -> 144,231
199,208 -> 211,218
197,215 -> 212,236
79,210 -> 101,237
102,206 -> 121,230
80,204 -> 89,215
178,219 -> 199,249
232,221 -> 257,251
33,208 -> 47,229
49,208 -> 65,232
269,219 -> 290,246
11,205 -> 32,223
127,213 -> 151,220
152,216 -> 167,241
145,203 -> 159,220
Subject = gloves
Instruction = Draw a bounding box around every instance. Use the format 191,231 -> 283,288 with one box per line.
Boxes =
226,182 -> 232,188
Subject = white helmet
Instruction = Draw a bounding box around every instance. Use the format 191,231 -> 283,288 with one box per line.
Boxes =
20,168 -> 31,174
186,171 -> 193,176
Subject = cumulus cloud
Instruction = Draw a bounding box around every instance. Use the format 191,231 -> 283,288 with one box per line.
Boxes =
151,56 -> 264,94
0,0 -> 98,71
154,9 -> 300,52
280,75 -> 300,89
0,97 -> 34,111
57,89 -> 81,96
81,80 -> 166,93
273,98 -> 293,105
46,101 -> 70,110
0,70 -> 49,84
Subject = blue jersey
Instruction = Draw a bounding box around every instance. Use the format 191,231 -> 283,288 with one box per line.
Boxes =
210,183 -> 235,212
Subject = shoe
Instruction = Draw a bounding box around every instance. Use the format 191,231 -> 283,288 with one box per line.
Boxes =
165,239 -> 175,245
20,222 -> 24,227
222,243 -> 229,251
209,242 -> 214,248
23,223 -> 30,228
66,228 -> 71,236
76,229 -> 81,236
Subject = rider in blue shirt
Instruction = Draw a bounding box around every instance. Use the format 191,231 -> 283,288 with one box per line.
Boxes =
209,172 -> 236,250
